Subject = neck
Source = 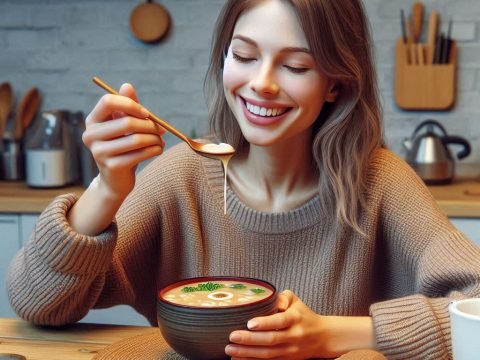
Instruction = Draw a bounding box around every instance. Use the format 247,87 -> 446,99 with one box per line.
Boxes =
229,132 -> 318,212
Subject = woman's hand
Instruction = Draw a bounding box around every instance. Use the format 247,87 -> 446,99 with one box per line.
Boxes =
67,83 -> 166,236
82,83 -> 166,201
225,290 -> 375,360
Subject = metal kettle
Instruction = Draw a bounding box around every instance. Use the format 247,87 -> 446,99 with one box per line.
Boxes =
403,119 -> 471,184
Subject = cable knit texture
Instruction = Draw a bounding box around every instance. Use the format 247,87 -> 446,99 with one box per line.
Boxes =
7,143 -> 480,359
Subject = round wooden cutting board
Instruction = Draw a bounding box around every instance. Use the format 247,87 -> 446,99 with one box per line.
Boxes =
130,0 -> 170,43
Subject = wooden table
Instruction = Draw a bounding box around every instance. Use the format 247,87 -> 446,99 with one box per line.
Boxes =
0,317 -> 153,360
0,317 -> 389,360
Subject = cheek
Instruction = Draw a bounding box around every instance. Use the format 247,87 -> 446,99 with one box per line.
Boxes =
285,76 -> 328,110
223,58 -> 247,93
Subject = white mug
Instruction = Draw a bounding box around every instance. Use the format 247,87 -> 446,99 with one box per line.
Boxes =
449,298 -> 480,360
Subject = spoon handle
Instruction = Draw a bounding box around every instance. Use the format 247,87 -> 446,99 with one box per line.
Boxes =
92,76 -> 189,143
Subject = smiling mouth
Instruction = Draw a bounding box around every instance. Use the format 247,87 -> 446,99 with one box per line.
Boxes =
244,100 -> 291,117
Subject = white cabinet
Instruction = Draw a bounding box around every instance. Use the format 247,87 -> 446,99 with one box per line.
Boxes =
450,218 -> 480,247
0,214 -> 21,318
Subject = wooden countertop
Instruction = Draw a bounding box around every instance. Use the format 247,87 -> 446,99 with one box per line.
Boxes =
0,317 -> 153,360
0,181 -> 84,213
426,163 -> 480,218
427,178 -> 480,217
0,317 -> 386,359
0,163 -> 480,217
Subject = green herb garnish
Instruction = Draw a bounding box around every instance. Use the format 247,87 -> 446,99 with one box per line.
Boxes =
229,284 -> 247,289
249,288 -> 266,294
182,286 -> 198,293
181,282 -> 225,293
197,282 -> 225,291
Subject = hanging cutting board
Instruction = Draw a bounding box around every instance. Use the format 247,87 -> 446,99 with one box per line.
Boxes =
130,0 -> 170,43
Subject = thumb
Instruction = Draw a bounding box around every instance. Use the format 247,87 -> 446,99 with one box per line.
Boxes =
277,290 -> 295,312
118,82 -> 139,103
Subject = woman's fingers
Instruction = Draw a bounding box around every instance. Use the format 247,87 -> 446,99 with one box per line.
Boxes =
101,145 -> 164,171
277,290 -> 294,312
83,116 -> 166,145
91,133 -> 164,161
230,329 -> 286,346
87,93 -> 149,125
118,83 -> 139,102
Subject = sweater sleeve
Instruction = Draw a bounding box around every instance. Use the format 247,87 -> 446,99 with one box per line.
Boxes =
7,194 -> 119,326
369,151 -> 480,359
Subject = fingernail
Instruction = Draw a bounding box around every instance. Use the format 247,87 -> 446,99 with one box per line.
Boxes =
247,320 -> 258,329
225,345 -> 235,356
229,332 -> 241,342
140,107 -> 150,118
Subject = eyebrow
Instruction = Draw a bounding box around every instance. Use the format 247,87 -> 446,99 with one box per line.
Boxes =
231,34 -> 312,55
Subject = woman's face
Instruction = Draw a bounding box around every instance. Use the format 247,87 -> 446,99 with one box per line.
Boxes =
222,0 -> 336,148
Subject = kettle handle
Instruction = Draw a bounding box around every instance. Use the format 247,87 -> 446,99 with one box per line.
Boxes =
411,119 -> 447,139
443,135 -> 471,160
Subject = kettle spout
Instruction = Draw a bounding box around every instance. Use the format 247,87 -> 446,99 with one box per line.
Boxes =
403,138 -> 412,151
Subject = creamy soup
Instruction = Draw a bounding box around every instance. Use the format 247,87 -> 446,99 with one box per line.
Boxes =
162,280 -> 273,307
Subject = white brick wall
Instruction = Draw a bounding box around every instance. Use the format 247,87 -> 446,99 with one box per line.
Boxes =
1,0 -> 479,162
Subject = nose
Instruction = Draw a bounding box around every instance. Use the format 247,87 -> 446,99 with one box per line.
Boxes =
249,62 -> 279,96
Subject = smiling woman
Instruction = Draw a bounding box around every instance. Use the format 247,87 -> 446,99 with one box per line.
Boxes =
6,1 -> 480,360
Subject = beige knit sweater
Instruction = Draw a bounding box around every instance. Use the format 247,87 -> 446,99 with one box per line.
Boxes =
7,143 -> 480,359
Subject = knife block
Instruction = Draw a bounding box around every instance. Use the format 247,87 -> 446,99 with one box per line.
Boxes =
394,39 -> 457,110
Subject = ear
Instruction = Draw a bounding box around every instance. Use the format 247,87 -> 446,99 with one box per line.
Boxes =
325,81 -> 340,103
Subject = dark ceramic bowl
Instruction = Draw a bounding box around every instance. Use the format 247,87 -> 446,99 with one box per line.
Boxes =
157,276 -> 277,360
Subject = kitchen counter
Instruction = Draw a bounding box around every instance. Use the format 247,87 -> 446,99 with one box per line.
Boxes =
0,164 -> 480,217
0,181 -> 84,213
427,179 -> 480,217
426,163 -> 480,218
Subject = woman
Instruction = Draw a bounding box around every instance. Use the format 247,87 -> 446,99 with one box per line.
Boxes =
8,0 -> 480,359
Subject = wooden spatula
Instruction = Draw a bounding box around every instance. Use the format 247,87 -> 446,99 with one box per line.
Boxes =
427,11 -> 439,64
0,82 -> 13,140
411,2 -> 424,43
14,87 -> 41,140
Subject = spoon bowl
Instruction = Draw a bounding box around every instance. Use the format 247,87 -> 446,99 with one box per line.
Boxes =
92,77 -> 235,158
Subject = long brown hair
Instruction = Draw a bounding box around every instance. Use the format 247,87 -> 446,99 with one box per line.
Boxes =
204,0 -> 384,235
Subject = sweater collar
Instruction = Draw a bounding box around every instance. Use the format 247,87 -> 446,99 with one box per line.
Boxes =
202,156 -> 324,234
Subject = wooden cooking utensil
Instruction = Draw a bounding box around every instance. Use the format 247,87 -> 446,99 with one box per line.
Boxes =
129,0 -> 170,43
411,2 -> 424,43
14,87 -> 41,140
0,82 -> 13,139
427,11 -> 439,64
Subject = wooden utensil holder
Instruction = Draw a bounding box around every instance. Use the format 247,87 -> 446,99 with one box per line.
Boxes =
394,39 -> 457,110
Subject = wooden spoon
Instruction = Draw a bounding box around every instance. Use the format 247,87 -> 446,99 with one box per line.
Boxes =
92,77 -> 235,158
14,87 -> 41,140
0,82 -> 13,139
427,11 -> 439,64
411,2 -> 424,43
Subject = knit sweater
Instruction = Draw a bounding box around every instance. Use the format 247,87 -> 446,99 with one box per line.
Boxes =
7,143 -> 480,359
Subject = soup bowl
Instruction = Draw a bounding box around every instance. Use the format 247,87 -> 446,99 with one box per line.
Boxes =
157,276 -> 277,360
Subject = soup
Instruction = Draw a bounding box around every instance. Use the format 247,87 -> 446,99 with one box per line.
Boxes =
161,280 -> 273,307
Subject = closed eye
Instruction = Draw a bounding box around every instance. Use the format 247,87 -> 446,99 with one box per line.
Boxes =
284,65 -> 309,74
232,52 -> 256,63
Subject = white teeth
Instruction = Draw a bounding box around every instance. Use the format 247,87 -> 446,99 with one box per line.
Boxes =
245,101 -> 287,117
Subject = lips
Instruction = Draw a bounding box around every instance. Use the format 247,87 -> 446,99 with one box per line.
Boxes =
240,97 -> 292,126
